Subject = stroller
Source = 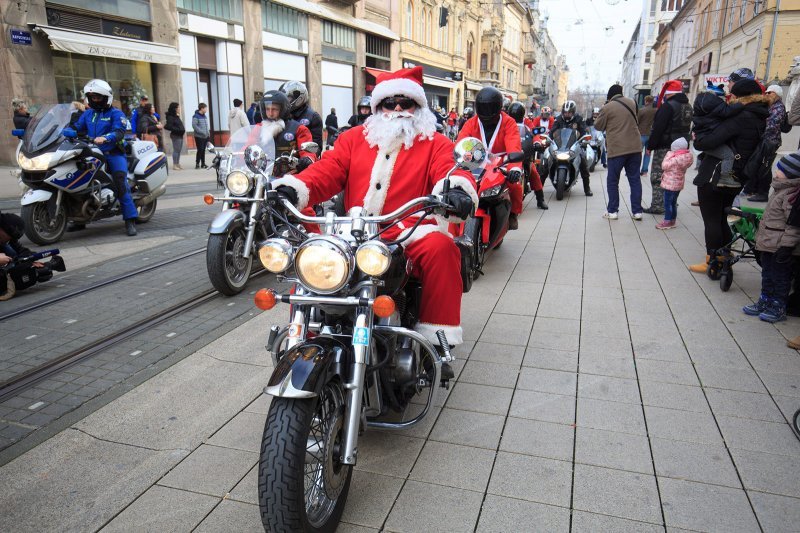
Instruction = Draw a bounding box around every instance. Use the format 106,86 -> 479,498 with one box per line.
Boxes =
707,205 -> 763,292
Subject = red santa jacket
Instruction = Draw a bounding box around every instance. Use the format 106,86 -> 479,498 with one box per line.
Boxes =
273,125 -> 478,240
531,116 -> 555,133
457,112 -> 522,171
523,117 -> 535,130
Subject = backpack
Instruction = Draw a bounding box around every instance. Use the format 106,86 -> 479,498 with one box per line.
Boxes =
741,137 -> 780,185
781,110 -> 793,133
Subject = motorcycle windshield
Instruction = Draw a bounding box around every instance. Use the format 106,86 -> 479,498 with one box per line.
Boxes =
552,129 -> 577,153
223,124 -> 276,172
22,104 -> 73,153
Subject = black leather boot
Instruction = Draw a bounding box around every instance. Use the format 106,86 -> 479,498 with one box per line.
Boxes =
508,213 -> 519,230
125,219 -> 137,236
535,190 -> 548,209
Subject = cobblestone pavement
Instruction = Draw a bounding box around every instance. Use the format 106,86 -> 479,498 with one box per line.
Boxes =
1,169 -> 799,532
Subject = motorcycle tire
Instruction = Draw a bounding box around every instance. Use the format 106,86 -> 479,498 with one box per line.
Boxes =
21,202 -> 67,245
259,383 -> 352,533
137,198 -> 157,223
465,217 -> 484,280
206,228 -> 253,296
556,170 -> 567,201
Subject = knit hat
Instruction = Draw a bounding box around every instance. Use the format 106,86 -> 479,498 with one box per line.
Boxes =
670,137 -> 688,151
729,68 -> 755,83
658,80 -> 683,107
369,66 -> 428,114
706,80 -> 725,97
607,84 -> 623,100
731,79 -> 763,97
766,85 -> 784,99
777,151 -> 800,180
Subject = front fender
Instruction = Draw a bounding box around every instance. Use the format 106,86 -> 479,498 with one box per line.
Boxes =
265,337 -> 351,398
207,208 -> 245,234
20,189 -> 53,206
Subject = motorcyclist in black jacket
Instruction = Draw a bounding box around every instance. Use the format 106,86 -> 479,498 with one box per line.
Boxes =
348,96 -> 373,127
552,100 -> 593,196
279,81 -> 323,156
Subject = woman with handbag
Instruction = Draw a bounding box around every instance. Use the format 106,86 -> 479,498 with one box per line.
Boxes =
164,102 -> 185,170
138,103 -> 164,151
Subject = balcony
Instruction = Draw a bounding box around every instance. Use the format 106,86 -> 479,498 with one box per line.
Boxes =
523,51 -> 536,65
521,83 -> 536,95
479,70 -> 499,85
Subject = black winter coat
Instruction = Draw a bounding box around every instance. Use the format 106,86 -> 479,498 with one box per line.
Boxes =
692,94 -> 770,187
647,93 -> 691,150
691,92 -> 743,139
291,105 -> 323,155
13,111 -> 31,130
164,114 -> 185,137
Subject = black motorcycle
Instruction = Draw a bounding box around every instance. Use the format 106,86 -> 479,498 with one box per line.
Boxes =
546,128 -> 592,201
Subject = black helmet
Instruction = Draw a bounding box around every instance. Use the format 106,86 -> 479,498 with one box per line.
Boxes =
462,106 -> 475,118
475,87 -> 503,121
278,81 -> 308,113
260,90 -> 290,121
508,102 -> 526,123
357,95 -> 372,112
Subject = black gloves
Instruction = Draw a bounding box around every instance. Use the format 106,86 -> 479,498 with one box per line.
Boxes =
775,246 -> 794,264
443,187 -> 474,219
507,168 -> 523,183
297,156 -> 313,172
274,185 -> 298,206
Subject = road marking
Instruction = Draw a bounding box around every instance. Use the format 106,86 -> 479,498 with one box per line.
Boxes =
64,319 -> 77,324
87,275 -> 95,278
138,292 -> 147,296
25,334 -> 37,340
56,284 -> 65,287
166,332 -> 176,338
165,281 -> 173,286
130,350 -> 142,356
227,302 -> 235,307
143,257 -> 149,261
28,402 -> 45,410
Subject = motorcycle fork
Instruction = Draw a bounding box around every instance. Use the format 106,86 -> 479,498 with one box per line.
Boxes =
242,178 -> 265,259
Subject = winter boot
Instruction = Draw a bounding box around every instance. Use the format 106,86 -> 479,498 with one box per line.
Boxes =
689,255 -> 710,273
125,219 -> 137,237
743,294 -> 770,316
759,299 -> 787,323
508,213 -> 519,230
787,336 -> 800,350
535,189 -> 549,210
582,176 -> 593,196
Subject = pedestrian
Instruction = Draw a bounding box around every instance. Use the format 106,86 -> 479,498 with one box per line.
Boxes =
689,78 -> 768,273
12,99 -> 31,130
325,107 -> 338,149
69,101 -> 85,128
246,102 -> 258,125
192,103 -> 210,169
638,95 -> 656,176
644,80 -> 692,214
594,84 -> 643,220
742,151 -> 800,323
228,98 -> 249,136
137,103 -> 164,150
130,95 -> 158,136
656,137 -> 693,229
790,90 -> 800,147
746,85 -> 788,202
164,102 -> 186,170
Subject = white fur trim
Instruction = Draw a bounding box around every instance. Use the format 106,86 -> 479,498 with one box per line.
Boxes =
398,222 -> 451,248
271,175 -> 310,210
431,175 -> 479,222
414,322 -> 464,346
370,78 -> 428,114
362,148 -> 400,215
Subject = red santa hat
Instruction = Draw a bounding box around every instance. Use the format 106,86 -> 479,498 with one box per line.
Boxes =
370,66 -> 428,114
657,80 -> 683,107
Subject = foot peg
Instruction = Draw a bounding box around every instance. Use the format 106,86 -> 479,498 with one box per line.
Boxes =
436,330 -> 455,388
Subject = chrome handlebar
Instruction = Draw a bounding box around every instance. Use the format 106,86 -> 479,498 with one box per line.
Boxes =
277,195 -> 448,224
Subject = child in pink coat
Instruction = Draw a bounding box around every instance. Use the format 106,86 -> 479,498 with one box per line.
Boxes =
657,137 -> 694,229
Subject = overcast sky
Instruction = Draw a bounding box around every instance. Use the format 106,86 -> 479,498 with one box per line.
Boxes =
537,0 -> 642,92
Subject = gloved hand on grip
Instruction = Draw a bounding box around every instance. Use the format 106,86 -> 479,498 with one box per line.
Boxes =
297,156 -> 314,172
507,168 -> 523,184
443,187 -> 474,219
274,185 -> 299,206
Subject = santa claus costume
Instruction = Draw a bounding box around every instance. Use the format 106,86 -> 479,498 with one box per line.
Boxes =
272,66 -> 478,346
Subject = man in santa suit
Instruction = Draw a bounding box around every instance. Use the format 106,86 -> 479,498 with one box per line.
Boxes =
523,111 -> 536,131
271,66 -> 478,375
531,106 -> 555,134
457,87 -> 525,230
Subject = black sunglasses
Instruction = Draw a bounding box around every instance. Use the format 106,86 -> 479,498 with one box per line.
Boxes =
380,97 -> 417,110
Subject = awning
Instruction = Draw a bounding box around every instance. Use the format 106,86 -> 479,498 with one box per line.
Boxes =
34,25 -> 181,66
466,81 -> 484,91
271,0 -> 399,41
423,76 -> 456,89
363,67 -> 389,79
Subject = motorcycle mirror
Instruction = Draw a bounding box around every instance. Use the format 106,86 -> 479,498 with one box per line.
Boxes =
11,129 -> 25,138
62,128 -> 77,139
206,142 -> 216,153
453,137 -> 486,171
505,152 -> 526,163
244,144 -> 268,172
300,141 -> 319,153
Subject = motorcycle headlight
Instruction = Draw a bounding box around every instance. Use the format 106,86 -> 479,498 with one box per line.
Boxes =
480,184 -> 503,198
295,237 -> 353,294
17,152 -> 56,171
356,241 -> 391,277
556,152 -> 571,161
226,170 -> 253,196
258,238 -> 293,273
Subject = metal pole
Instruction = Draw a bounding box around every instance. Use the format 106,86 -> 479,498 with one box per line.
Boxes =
765,0 -> 782,80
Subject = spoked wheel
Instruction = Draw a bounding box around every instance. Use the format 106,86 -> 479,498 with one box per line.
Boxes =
137,199 -> 157,223
259,381 -> 352,533
206,226 -> 253,295
720,267 -> 733,292
21,202 -> 67,245
556,169 -> 567,201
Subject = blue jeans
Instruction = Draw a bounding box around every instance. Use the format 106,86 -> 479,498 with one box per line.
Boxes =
606,152 -> 643,214
640,135 -> 650,173
761,251 -> 793,306
107,153 -> 139,220
663,190 -> 680,221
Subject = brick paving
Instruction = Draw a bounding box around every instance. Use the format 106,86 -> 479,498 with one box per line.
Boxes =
1,170 -> 799,532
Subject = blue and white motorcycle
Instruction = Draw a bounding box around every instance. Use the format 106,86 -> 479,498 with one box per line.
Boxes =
13,104 -> 168,245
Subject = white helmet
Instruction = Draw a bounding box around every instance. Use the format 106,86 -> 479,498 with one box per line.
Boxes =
83,79 -> 113,110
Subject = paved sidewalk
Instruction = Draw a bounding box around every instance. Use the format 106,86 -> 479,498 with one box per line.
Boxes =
1,169 -> 799,532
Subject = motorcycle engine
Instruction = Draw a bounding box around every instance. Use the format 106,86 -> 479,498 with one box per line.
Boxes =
391,347 -> 418,386
100,188 -> 116,207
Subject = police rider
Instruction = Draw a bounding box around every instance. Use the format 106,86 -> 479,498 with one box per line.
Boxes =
72,79 -> 139,236
552,100 -> 593,196
348,96 -> 373,127
278,81 -> 323,156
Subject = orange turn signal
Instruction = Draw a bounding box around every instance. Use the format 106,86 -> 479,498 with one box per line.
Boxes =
254,289 -> 278,310
203,194 -> 215,205
373,295 -> 396,318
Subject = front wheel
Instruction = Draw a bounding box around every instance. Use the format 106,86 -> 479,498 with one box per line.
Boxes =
556,169 -> 567,201
137,198 -> 157,223
465,217 -> 484,280
259,382 -> 352,533
21,202 -> 67,245
206,227 -> 253,295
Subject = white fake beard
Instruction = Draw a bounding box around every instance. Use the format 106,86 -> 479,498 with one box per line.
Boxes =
363,107 -> 437,152
259,119 -> 285,143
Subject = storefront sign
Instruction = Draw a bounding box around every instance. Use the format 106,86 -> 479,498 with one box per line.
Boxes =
704,73 -> 729,87
10,30 -> 32,46
101,20 -> 150,41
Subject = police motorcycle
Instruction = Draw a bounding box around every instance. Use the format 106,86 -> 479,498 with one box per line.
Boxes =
250,138 -> 484,533
13,104 -> 167,245
546,128 -> 594,201
203,124 -> 319,296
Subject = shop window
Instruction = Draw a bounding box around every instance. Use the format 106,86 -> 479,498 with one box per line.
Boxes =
177,0 -> 243,23
323,20 -> 356,50
366,34 -> 391,70
49,0 -> 151,22
405,1 -> 414,39
262,1 -> 308,39
467,39 -> 474,71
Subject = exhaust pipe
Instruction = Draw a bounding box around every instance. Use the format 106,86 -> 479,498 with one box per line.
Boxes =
140,182 -> 167,205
